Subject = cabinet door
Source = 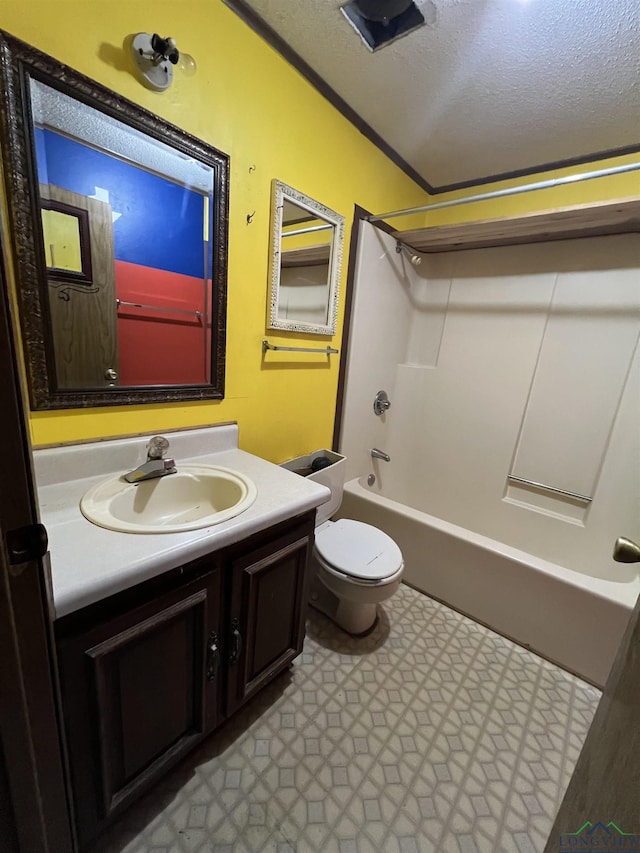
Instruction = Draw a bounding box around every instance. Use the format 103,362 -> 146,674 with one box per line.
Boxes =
226,523 -> 312,715
57,570 -> 223,848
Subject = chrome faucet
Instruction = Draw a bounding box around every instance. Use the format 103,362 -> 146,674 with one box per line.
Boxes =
371,448 -> 391,462
124,435 -> 177,483
373,390 -> 391,416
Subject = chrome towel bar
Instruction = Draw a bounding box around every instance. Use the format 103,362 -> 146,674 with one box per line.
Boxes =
507,476 -> 592,504
282,223 -> 333,238
116,298 -> 202,319
262,339 -> 339,355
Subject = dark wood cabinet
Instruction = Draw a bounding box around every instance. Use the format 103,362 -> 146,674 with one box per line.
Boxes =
57,571 -> 224,846
226,527 -> 312,715
55,512 -> 314,849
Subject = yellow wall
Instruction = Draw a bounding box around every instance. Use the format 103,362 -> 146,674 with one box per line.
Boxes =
0,0 -> 428,459
1,1 -> 637,460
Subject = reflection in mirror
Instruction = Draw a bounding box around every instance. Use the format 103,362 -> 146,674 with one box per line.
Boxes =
268,181 -> 344,335
31,78 -> 214,390
0,31 -> 229,409
41,200 -> 92,280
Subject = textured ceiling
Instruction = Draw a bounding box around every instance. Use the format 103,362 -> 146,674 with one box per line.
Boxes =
237,0 -> 640,188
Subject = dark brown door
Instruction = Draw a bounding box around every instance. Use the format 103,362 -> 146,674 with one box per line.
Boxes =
41,184 -> 119,388
0,245 -> 75,851
57,571 -> 224,849
226,520 -> 313,716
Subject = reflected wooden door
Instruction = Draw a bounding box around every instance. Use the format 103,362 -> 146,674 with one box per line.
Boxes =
41,184 -> 119,388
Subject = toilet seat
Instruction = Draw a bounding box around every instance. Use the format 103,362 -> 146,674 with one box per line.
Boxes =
315,519 -> 403,583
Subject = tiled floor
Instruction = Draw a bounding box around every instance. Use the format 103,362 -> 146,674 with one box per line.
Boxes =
94,584 -> 600,853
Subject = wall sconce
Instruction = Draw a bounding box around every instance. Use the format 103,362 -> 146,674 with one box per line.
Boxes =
131,33 -> 196,91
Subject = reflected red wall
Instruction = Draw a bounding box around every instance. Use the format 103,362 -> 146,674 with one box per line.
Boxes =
116,261 -> 211,385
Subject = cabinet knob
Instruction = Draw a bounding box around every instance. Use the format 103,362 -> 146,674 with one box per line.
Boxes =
104,368 -> 118,381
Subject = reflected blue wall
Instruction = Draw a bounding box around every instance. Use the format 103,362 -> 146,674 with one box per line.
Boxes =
35,128 -> 209,280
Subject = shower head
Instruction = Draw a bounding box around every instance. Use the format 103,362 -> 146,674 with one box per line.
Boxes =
395,241 -> 422,266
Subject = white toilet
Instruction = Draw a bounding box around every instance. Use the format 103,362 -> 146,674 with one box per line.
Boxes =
282,450 -> 404,635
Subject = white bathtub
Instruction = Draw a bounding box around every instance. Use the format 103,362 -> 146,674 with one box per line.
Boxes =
339,477 -> 639,687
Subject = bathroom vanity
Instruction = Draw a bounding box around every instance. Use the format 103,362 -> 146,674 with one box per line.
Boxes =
35,425 -> 329,848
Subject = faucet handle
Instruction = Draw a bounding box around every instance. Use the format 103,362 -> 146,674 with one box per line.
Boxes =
147,435 -> 170,459
373,390 -> 391,416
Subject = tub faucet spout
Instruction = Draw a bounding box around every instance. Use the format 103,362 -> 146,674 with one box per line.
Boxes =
371,448 -> 391,462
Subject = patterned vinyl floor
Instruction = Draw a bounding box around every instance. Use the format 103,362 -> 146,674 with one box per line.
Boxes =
94,584 -> 600,853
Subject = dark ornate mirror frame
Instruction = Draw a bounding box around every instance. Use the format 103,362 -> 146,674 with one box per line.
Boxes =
0,31 -> 229,409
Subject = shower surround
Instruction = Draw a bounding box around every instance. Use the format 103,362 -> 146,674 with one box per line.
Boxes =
338,223 -> 640,686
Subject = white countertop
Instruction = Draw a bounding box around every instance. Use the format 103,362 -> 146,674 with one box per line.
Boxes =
34,425 -> 330,618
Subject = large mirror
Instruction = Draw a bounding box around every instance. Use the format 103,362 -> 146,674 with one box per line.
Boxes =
268,180 -> 344,336
0,32 -> 229,409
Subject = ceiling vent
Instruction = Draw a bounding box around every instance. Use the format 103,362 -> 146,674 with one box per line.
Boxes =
341,0 -> 426,52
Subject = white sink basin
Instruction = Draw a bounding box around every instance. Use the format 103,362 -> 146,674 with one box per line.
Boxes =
80,464 -> 257,533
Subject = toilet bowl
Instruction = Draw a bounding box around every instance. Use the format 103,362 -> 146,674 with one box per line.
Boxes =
281,449 -> 404,635
311,518 -> 404,634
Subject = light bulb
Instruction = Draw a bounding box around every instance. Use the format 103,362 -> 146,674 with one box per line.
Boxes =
178,52 -> 197,77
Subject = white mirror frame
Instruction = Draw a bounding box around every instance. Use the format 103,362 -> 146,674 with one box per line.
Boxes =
268,180 -> 344,336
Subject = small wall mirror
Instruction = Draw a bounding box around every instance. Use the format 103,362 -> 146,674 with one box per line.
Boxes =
268,180 -> 344,336
0,32 -> 229,409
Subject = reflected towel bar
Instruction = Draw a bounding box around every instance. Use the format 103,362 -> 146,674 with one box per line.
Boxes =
282,223 -> 333,238
262,339 -> 339,355
507,476 -> 592,503
116,298 -> 202,319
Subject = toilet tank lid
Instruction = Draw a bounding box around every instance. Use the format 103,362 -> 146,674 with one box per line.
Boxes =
315,519 -> 403,580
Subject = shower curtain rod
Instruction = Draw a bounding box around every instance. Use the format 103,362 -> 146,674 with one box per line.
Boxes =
367,161 -> 640,223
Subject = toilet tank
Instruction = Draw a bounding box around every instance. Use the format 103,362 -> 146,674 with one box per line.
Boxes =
280,449 -> 346,525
